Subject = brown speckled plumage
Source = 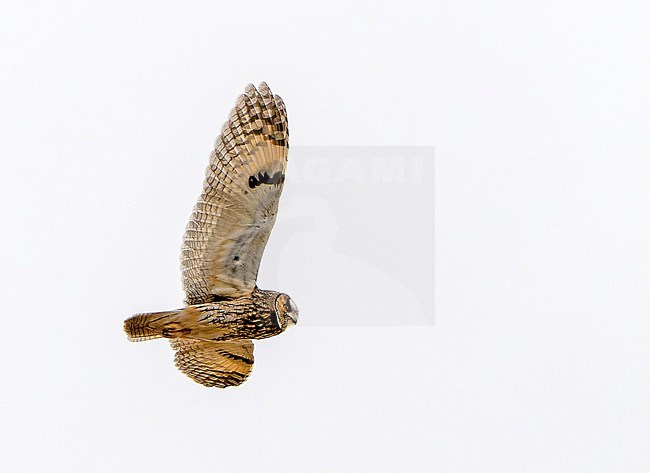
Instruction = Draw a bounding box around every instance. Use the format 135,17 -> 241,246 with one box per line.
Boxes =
124,83 -> 298,388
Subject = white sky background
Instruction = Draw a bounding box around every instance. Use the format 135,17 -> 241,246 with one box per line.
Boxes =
1,1 -> 649,472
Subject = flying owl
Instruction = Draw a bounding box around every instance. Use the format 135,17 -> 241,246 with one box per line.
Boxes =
124,82 -> 298,388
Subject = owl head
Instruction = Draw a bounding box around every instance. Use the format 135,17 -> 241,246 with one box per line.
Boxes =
274,293 -> 299,329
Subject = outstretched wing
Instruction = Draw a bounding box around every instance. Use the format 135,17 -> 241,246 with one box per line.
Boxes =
170,339 -> 255,388
181,82 -> 289,304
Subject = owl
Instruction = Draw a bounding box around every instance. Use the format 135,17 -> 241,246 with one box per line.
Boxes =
124,82 -> 298,388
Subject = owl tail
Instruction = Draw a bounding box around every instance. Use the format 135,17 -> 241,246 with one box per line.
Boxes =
124,310 -> 182,342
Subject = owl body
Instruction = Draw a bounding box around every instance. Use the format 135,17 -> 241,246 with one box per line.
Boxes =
125,289 -> 298,343
124,83 -> 298,388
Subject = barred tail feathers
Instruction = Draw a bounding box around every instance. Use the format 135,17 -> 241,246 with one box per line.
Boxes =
124,310 -> 181,342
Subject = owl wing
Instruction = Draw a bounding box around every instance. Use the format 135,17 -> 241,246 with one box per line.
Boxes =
170,339 -> 255,388
181,82 -> 289,305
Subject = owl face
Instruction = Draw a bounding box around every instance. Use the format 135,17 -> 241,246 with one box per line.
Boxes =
274,293 -> 299,329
